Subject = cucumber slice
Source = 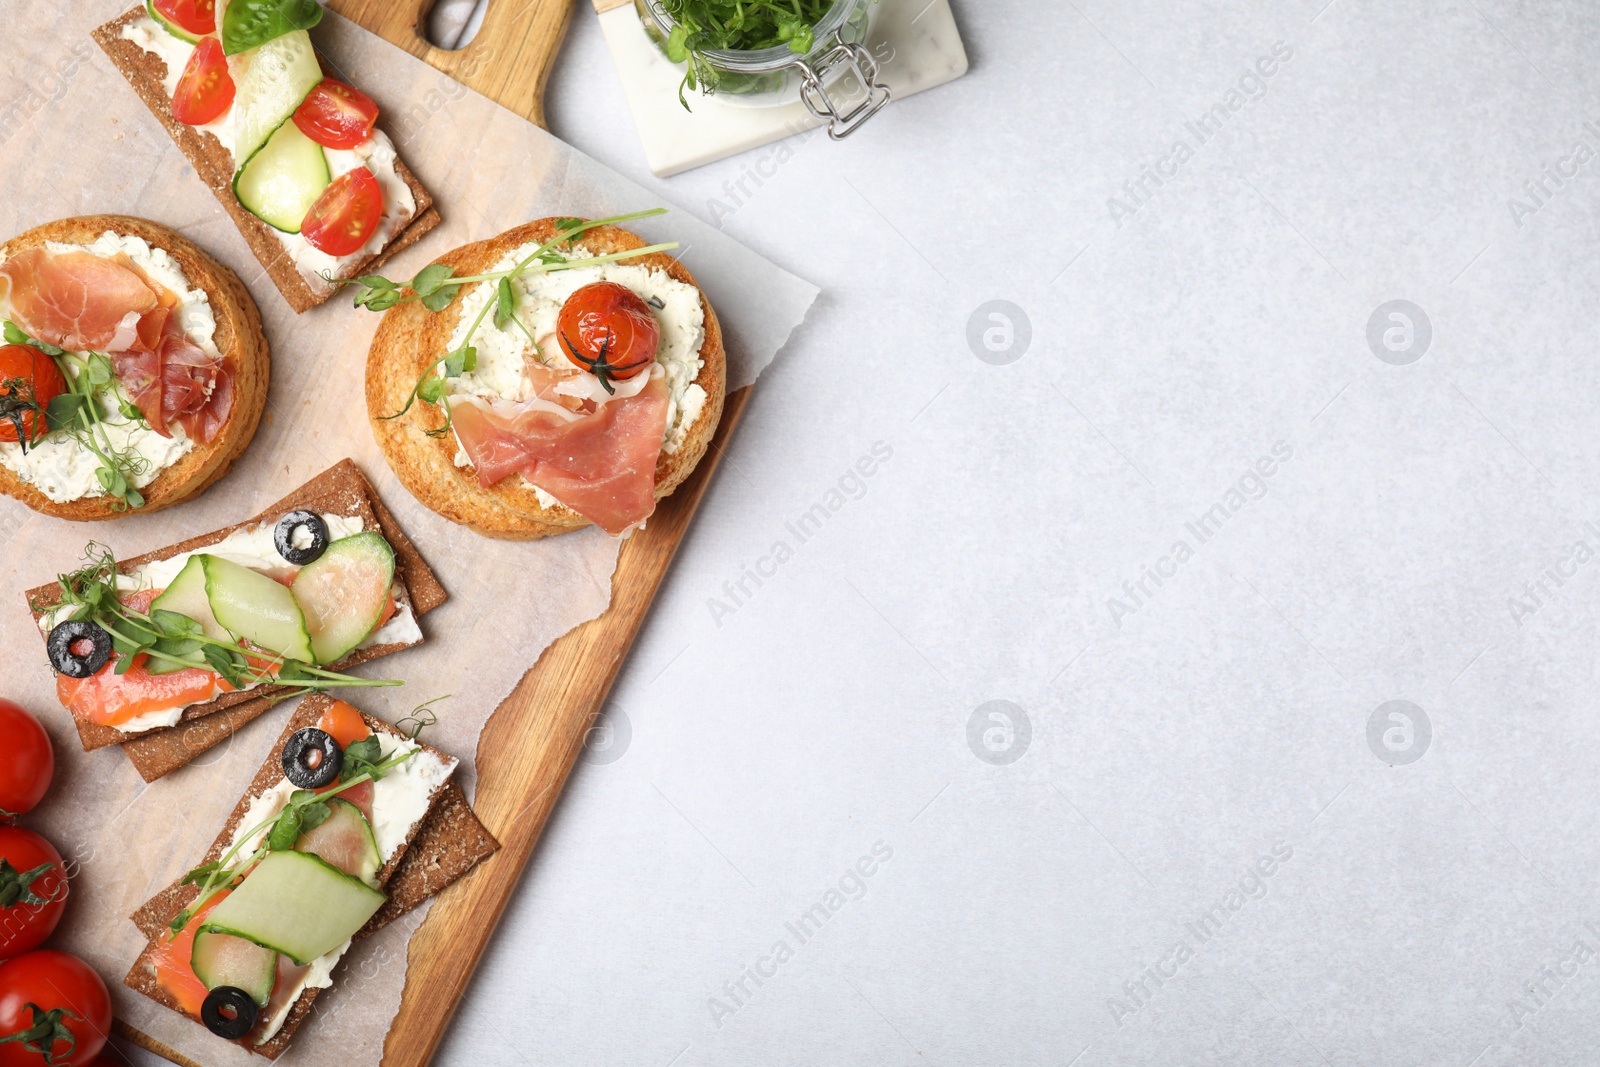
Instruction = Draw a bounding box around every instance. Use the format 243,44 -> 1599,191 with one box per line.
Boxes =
291,533 -> 396,665
191,929 -> 278,1006
295,798 -> 382,888
202,555 -> 315,662
147,557 -> 232,676
151,556 -> 232,644
203,851 -> 385,966
228,29 -> 323,165
232,119 -> 330,233
145,0 -> 200,44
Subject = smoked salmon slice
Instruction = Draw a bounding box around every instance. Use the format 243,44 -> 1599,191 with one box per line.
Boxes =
150,891 -> 232,1018
315,700 -> 374,818
57,653 -> 227,728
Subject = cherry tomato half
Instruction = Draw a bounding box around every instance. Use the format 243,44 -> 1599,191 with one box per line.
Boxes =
0,829 -> 67,962
0,702 -> 52,824
300,167 -> 384,257
0,952 -> 110,1067
153,0 -> 216,37
557,281 -> 660,391
0,347 -> 65,447
171,37 -> 234,127
292,80 -> 379,150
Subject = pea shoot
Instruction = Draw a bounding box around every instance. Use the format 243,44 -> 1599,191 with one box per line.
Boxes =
2,321 -> 152,510
652,0 -> 836,107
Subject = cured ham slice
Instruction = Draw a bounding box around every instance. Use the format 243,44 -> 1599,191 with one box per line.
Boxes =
163,320 -> 233,445
452,373 -> 671,536
524,346 -> 653,414
107,308 -> 233,445
2,246 -> 233,444
109,346 -> 164,429
0,248 -> 160,350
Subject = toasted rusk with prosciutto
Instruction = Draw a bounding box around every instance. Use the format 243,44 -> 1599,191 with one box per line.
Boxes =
365,217 -> 726,539
0,215 -> 268,519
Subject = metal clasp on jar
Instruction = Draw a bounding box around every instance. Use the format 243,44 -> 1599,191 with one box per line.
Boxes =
794,41 -> 891,139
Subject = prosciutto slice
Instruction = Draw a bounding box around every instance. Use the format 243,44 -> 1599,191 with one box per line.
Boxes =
109,347 -> 163,428
105,307 -> 234,445
452,373 -> 672,536
0,248 -> 160,350
2,246 -> 234,444
164,325 -> 234,445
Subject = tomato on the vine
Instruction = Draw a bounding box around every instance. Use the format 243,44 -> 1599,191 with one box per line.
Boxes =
0,702 -> 53,823
152,0 -> 216,37
292,80 -> 379,150
0,348 -> 65,448
0,952 -> 110,1067
300,167 -> 384,257
0,830 -> 67,962
556,281 -> 660,393
171,38 -> 234,127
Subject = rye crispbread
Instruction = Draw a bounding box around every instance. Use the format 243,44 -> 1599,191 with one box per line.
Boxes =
0,215 -> 269,520
124,695 -> 496,1060
365,218 -> 727,539
92,7 -> 440,314
24,459 -> 445,778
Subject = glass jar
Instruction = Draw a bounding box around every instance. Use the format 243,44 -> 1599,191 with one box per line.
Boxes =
636,0 -> 892,137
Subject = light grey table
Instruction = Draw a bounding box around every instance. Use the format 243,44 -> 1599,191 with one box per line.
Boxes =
440,3 -> 1600,1064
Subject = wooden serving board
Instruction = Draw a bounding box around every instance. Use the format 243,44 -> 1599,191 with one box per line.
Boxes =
116,3 -> 754,1065
330,4 -> 755,1066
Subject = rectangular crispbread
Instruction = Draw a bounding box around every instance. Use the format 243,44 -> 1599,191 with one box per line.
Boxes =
25,459 -> 445,779
92,7 -> 441,313
124,695 -> 497,1060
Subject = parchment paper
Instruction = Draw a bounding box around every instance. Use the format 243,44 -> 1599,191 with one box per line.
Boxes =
0,4 -> 818,1065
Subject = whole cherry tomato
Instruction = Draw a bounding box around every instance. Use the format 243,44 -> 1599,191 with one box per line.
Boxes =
0,952 -> 110,1067
171,38 -> 234,127
0,830 -> 67,962
300,167 -> 384,257
556,281 -> 660,393
292,80 -> 379,150
0,702 -> 53,823
0,348 -> 65,447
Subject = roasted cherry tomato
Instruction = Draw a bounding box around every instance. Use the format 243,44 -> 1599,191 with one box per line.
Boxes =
0,703 -> 52,824
153,0 -> 216,36
300,167 -> 384,257
171,37 -> 234,127
556,281 -> 660,393
0,347 -> 65,447
0,830 -> 67,962
292,80 -> 379,150
0,952 -> 110,1067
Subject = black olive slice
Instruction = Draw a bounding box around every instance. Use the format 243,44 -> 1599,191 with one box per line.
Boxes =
274,510 -> 330,566
201,986 -> 258,1040
282,727 -> 342,789
47,619 -> 112,678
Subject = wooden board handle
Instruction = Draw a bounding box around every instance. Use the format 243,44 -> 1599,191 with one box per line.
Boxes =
328,0 -> 578,129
